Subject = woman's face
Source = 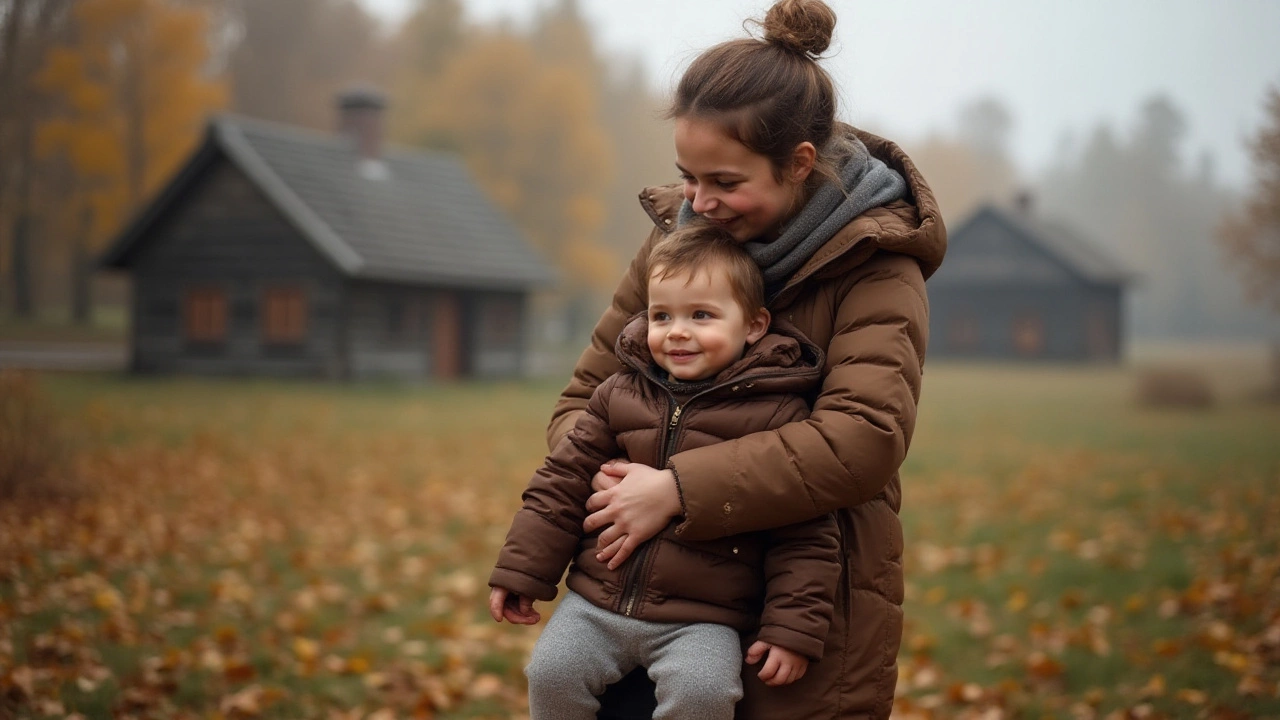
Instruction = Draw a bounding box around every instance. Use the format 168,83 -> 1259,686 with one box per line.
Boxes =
674,116 -> 810,243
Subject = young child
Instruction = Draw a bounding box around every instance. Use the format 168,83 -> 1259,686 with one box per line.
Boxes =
488,222 -> 841,720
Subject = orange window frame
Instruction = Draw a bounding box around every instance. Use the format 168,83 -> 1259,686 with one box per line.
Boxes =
262,287 -> 307,345
184,287 -> 228,343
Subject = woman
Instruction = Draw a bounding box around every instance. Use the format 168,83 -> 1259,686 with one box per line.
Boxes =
547,1 -> 946,717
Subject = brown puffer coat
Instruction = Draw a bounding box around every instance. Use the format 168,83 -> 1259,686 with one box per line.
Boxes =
547,129 -> 946,719
491,314 -> 841,660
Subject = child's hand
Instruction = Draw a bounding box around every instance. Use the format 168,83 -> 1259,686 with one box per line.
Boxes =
745,641 -> 809,686
488,587 -> 541,625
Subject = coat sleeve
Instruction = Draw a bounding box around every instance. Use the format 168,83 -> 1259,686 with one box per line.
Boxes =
545,228 -> 664,450
669,253 -> 928,541
748,395 -> 841,661
490,375 -> 624,601
757,514 -> 841,661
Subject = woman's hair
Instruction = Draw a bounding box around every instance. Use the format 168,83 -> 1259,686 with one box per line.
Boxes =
646,222 -> 765,316
669,0 -> 841,186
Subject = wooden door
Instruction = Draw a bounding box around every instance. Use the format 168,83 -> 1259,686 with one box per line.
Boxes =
433,292 -> 461,379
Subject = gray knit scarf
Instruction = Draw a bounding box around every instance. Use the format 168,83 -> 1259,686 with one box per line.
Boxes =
678,132 -> 908,295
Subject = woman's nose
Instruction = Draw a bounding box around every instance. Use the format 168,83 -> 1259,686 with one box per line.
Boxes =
689,185 -> 717,214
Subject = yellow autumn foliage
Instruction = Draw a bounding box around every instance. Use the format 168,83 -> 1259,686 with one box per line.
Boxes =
32,0 -> 226,248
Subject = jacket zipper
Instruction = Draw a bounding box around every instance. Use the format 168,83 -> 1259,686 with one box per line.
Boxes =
612,368 -> 804,617
618,399 -> 683,616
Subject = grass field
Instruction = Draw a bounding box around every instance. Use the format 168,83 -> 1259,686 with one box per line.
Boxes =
1,358 -> 1278,719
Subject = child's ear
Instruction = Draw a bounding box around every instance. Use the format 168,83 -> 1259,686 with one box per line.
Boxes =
745,308 -> 771,345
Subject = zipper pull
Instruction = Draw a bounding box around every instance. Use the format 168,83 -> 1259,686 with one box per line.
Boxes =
669,404 -> 682,427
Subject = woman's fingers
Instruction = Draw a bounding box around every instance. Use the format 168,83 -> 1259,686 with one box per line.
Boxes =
594,533 -> 627,564
606,534 -> 642,569
583,504 -> 614,534
603,460 -> 631,476
584,488 -> 612,514
590,459 -> 630,493
595,519 -> 624,548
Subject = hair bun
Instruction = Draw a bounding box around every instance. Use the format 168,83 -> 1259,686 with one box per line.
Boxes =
761,0 -> 836,57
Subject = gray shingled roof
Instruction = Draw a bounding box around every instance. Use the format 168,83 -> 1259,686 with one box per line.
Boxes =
105,114 -> 555,289
971,204 -> 1134,285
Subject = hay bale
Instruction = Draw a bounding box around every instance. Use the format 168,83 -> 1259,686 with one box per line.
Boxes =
1134,367 -> 1216,410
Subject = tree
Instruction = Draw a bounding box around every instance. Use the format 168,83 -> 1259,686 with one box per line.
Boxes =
1,0 -> 74,318
33,0 -> 226,323
1218,87 -> 1280,314
1039,94 -> 1270,339
228,0 -> 386,130
908,96 -> 1019,223
386,0 -> 463,147
414,30 -> 616,289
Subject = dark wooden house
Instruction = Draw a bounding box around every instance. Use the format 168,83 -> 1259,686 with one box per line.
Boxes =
928,199 -> 1133,362
101,90 -> 554,380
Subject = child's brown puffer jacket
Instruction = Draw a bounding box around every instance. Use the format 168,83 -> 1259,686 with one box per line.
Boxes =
490,315 -> 840,660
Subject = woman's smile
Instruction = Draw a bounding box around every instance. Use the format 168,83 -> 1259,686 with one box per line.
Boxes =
674,117 -> 804,243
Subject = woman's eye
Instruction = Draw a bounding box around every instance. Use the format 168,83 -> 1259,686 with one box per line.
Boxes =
716,180 -> 739,190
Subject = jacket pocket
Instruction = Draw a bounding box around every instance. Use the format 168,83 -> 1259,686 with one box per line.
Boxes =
649,536 -> 765,611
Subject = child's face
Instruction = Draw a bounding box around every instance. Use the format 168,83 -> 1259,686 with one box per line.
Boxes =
646,264 -> 769,382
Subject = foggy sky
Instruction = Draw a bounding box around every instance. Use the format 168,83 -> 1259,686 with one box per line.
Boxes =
360,0 -> 1280,190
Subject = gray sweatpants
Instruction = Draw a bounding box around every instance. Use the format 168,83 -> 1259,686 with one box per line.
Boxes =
525,591 -> 743,720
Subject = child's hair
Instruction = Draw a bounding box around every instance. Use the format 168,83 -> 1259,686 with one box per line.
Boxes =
668,0 -> 840,188
647,223 -> 765,316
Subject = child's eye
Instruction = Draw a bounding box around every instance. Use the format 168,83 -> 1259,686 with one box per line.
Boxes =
692,310 -> 712,320
650,312 -> 669,322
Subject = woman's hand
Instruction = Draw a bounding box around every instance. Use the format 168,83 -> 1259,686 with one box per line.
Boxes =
745,641 -> 809,686
590,459 -> 628,493
583,461 -> 682,570
488,587 -> 541,625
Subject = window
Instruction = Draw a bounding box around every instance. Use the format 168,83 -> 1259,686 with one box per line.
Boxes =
1012,313 -> 1045,356
184,287 -> 228,343
262,287 -> 307,345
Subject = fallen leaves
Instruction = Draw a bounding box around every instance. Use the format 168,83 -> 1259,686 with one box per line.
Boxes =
3,372 -> 1278,718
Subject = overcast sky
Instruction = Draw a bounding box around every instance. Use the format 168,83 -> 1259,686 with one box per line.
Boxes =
359,0 -> 1280,190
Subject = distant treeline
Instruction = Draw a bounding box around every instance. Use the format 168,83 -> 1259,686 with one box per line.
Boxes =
908,95 -> 1277,340
0,0 -> 672,327
1,1 -> 1274,340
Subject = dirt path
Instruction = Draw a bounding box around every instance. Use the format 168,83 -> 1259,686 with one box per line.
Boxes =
0,342 -> 127,371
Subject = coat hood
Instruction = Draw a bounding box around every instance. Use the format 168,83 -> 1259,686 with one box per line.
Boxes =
639,126 -> 947,294
613,312 -> 825,398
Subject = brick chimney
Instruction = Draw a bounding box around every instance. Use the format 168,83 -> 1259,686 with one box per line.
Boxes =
337,86 -> 388,166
